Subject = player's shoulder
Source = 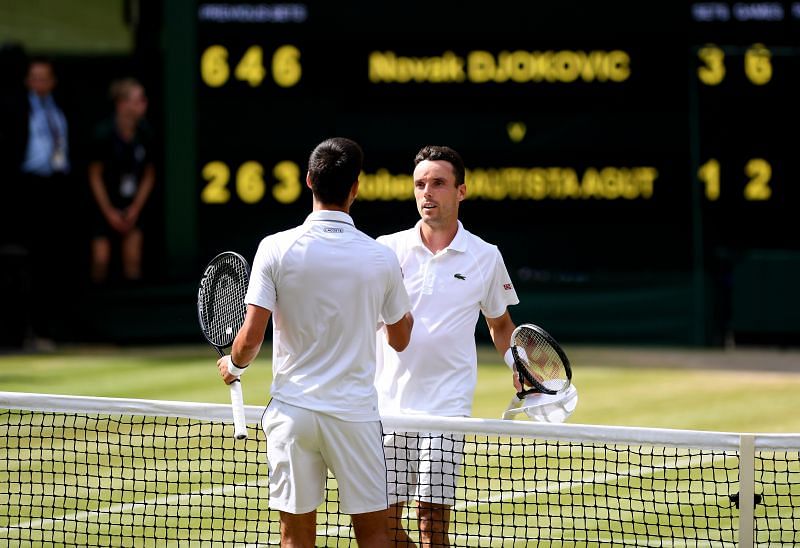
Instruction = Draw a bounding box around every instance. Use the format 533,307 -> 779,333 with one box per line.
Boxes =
460,224 -> 500,255
357,229 -> 400,259
376,226 -> 416,250
256,224 -> 306,251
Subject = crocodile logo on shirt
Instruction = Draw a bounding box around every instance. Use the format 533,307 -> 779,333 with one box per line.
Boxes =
454,273 -> 466,280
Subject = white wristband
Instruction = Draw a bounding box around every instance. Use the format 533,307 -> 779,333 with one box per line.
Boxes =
227,355 -> 249,377
503,348 -> 516,371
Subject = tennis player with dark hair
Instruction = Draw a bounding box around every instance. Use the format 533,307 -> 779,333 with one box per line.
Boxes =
217,137 -> 413,548
375,145 -> 520,547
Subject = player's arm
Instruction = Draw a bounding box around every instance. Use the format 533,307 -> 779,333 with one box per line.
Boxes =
485,310 -> 522,391
385,311 -> 413,352
217,304 -> 271,384
486,309 -> 515,355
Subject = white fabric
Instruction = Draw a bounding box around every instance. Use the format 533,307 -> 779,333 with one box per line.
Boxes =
503,385 -> 579,423
246,210 -> 410,422
503,347 -> 515,370
384,431 -> 465,506
226,355 -> 247,377
262,399 -> 388,514
376,221 -> 519,417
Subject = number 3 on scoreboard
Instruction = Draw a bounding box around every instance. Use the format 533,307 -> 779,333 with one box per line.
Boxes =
201,160 -> 302,205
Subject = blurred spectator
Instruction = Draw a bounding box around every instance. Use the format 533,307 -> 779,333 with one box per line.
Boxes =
16,57 -> 75,349
88,78 -> 155,284
21,58 -> 71,181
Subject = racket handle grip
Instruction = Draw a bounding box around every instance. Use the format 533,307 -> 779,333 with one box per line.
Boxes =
229,379 -> 248,440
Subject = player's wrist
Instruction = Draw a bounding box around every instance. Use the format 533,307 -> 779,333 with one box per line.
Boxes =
503,348 -> 516,370
227,355 -> 249,377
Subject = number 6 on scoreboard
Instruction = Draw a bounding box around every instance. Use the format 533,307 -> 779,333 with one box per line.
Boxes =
197,251 -> 251,440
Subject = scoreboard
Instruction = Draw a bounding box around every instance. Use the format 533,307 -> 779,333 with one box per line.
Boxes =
173,1 -> 800,342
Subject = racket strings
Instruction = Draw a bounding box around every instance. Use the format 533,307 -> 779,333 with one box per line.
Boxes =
514,330 -> 568,390
199,257 -> 248,348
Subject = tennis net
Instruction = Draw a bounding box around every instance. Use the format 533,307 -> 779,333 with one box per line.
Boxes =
1,391 -> 798,547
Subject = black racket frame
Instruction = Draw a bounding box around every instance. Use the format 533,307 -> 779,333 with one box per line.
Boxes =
512,323 -> 572,398
197,251 -> 251,357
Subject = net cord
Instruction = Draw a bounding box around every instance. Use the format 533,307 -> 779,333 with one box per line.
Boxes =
3,391 -> 799,451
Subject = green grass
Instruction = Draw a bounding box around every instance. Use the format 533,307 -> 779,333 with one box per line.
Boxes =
1,401 -> 797,546
1,344 -> 799,546
2,344 -> 800,432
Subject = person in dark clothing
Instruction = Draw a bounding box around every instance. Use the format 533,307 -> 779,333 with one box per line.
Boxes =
88,77 -> 155,283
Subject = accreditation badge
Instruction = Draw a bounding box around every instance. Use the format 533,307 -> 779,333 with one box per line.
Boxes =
120,173 -> 138,198
51,148 -> 67,171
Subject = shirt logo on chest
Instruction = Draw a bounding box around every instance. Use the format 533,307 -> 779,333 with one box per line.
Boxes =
454,273 -> 466,280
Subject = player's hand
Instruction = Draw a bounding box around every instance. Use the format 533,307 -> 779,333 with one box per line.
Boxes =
513,372 -> 523,393
217,356 -> 238,385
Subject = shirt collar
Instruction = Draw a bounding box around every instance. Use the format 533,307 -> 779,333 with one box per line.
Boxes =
29,91 -> 54,106
412,220 -> 467,253
305,210 -> 355,227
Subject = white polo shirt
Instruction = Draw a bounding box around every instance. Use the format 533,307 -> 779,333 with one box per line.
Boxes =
246,210 -> 411,422
376,221 -> 519,417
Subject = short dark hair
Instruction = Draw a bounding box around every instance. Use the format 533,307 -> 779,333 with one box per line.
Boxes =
414,145 -> 465,186
307,137 -> 363,206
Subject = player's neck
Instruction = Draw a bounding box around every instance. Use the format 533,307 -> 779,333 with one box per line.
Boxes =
312,199 -> 350,214
419,221 -> 458,254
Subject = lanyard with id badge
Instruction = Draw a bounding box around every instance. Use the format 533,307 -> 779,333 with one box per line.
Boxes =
119,144 -> 146,198
41,97 -> 68,173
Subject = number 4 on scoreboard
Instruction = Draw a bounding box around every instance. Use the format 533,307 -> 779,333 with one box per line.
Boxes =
200,44 -> 302,88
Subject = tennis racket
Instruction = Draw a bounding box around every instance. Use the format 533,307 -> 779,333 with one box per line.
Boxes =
503,323 -> 576,422
197,251 -> 250,440
510,323 -> 572,398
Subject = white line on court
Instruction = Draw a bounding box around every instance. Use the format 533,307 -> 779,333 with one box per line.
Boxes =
2,452 -> 740,547
454,452 -> 730,510
0,478 -> 269,536
310,452 -> 737,547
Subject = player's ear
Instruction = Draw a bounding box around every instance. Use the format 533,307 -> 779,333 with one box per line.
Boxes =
306,173 -> 313,189
457,182 -> 467,201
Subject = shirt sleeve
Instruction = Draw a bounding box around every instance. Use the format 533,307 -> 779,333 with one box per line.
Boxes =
380,251 -> 411,325
245,237 -> 278,312
480,247 -> 519,319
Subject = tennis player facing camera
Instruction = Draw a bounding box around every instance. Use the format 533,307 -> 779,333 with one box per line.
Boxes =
375,145 -> 520,547
217,137 -> 414,548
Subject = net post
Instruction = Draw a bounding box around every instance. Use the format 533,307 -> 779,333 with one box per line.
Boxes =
738,434 -> 755,548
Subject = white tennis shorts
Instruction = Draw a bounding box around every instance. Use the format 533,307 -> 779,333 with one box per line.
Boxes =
383,431 -> 465,506
262,399 -> 389,515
